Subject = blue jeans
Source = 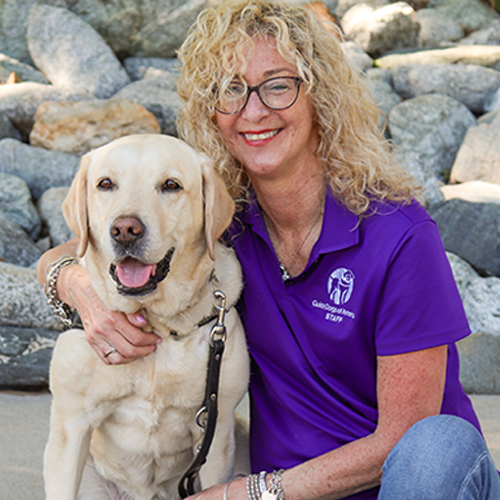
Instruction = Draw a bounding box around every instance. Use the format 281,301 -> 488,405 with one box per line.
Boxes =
379,415 -> 500,499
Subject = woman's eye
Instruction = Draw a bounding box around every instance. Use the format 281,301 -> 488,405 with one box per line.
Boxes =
225,82 -> 245,98
97,178 -> 114,190
162,179 -> 183,192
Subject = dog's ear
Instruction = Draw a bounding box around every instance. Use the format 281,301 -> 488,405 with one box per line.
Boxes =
201,155 -> 235,260
62,153 -> 91,258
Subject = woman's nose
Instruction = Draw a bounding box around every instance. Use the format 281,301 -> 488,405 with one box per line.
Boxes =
240,90 -> 270,120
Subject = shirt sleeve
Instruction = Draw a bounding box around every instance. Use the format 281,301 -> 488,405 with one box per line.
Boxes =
374,220 -> 471,356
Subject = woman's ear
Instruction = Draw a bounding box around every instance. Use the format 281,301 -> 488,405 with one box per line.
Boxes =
62,153 -> 92,258
201,154 -> 235,260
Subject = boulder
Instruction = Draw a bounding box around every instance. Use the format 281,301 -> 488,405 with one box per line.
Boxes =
450,121 -> 500,185
113,76 -> 181,136
29,99 -> 161,155
27,5 -> 131,98
0,262 -> 62,330
37,187 -> 74,247
0,173 -> 41,239
0,215 -> 41,266
392,64 -> 500,114
0,82 -> 90,137
341,2 -> 420,58
0,325 -> 60,389
416,9 -> 464,47
388,94 -> 476,180
0,139 -> 79,200
441,181 -> 500,205
375,45 -> 500,72
429,200 -> 500,277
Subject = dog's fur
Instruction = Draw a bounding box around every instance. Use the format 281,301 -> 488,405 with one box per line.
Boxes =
44,135 -> 249,500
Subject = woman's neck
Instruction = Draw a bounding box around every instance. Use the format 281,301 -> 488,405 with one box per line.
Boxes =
251,166 -> 327,278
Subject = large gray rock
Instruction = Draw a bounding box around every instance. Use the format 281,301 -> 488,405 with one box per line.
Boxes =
416,8 -> 464,47
458,333 -> 500,395
0,53 -> 48,84
388,94 -> 477,181
0,0 -> 66,64
391,146 -> 444,206
366,68 -> 402,129
392,64 -> 500,115
341,2 -> 420,58
37,187 -> 74,247
0,82 -> 90,137
449,252 -> 500,335
460,20 -> 500,46
70,0 -> 208,59
342,41 -> 374,72
427,0 -> 500,32
0,215 -> 41,266
0,173 -> 41,239
113,76 -> 181,136
375,45 -> 500,72
0,262 -> 62,330
0,325 -> 59,389
0,113 -> 21,141
429,200 -> 500,277
123,57 -> 181,81
0,139 -> 79,200
450,121 -> 500,185
27,5 -> 131,98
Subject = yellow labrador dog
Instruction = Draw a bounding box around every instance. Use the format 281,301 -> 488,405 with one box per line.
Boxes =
44,134 -> 249,500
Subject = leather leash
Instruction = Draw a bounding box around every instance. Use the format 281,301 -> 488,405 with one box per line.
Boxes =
178,285 -> 228,498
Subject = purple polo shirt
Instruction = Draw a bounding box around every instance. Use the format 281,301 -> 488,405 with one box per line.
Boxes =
230,190 -> 480,500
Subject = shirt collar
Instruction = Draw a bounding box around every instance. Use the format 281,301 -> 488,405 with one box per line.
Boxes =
240,188 -> 360,258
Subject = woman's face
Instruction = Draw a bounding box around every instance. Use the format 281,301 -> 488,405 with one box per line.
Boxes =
215,37 -> 319,185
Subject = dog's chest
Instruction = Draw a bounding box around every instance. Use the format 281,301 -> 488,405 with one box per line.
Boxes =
95,337 -> 208,456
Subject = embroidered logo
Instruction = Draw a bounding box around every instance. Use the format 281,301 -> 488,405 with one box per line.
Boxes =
327,268 -> 355,305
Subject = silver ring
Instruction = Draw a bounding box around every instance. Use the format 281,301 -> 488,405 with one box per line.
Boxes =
103,345 -> 117,358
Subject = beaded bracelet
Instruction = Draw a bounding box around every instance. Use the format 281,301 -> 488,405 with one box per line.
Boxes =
44,255 -> 78,327
246,469 -> 284,500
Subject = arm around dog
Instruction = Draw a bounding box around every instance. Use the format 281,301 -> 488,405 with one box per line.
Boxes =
37,237 -> 160,364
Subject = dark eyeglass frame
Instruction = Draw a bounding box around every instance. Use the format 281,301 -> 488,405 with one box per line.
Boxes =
214,76 -> 303,115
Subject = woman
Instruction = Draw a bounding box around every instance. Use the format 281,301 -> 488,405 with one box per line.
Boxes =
38,1 -> 500,499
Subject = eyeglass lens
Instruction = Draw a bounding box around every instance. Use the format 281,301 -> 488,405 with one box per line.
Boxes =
216,77 -> 301,115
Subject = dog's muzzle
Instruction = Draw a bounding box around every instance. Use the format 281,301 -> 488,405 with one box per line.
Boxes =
109,247 -> 175,296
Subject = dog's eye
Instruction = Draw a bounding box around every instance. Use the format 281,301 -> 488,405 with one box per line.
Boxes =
97,178 -> 114,190
162,179 -> 182,192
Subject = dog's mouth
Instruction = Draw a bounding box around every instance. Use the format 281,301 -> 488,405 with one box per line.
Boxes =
109,248 -> 175,296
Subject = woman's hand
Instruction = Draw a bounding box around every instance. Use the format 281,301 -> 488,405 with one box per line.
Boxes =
60,263 -> 161,364
37,238 -> 160,365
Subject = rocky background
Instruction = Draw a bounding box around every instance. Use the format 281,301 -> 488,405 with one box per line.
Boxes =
0,0 -> 500,393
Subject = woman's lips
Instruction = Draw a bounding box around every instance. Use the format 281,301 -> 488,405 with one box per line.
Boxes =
242,129 -> 281,143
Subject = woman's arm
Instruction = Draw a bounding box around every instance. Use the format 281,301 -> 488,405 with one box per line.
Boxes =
37,237 -> 160,364
188,344 -> 447,500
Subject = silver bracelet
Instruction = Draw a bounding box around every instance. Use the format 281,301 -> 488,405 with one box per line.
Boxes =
247,470 -> 284,500
262,469 -> 284,500
44,255 -> 78,327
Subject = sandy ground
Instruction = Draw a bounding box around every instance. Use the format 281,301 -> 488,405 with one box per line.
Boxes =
0,391 -> 498,499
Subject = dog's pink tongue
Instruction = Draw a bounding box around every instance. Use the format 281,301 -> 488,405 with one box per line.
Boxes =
115,260 -> 156,288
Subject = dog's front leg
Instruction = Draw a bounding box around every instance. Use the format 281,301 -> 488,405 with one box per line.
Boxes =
44,407 -> 92,500
198,414 -> 237,489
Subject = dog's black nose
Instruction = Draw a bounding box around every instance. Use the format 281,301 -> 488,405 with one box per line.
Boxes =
111,217 -> 145,246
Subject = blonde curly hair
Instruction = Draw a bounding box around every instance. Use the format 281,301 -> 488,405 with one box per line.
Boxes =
177,0 -> 419,215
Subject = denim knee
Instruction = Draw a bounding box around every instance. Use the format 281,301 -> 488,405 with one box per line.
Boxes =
379,415 -> 500,500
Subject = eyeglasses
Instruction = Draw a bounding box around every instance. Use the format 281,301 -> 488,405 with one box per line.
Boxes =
215,76 -> 303,115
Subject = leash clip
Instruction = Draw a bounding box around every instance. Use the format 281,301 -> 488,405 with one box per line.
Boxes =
210,289 -> 227,346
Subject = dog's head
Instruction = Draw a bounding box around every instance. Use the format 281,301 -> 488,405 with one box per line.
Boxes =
62,134 -> 235,308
